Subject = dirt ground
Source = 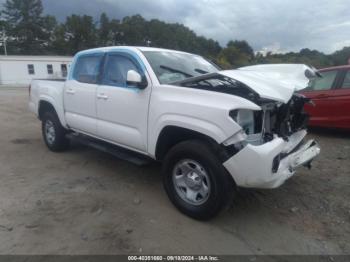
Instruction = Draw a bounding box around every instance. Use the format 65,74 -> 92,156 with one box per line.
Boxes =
0,87 -> 349,255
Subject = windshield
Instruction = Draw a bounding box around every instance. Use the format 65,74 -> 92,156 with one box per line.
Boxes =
142,51 -> 219,84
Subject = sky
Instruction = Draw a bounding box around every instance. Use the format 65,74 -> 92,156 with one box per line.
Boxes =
1,0 -> 350,54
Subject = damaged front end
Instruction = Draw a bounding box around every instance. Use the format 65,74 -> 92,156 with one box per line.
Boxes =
273,93 -> 311,139
231,93 -> 312,145
222,95 -> 320,188
173,64 -> 321,189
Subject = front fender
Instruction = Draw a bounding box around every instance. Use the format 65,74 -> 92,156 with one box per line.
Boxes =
148,113 -> 240,158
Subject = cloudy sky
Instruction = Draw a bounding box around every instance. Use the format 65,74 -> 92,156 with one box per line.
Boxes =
2,0 -> 350,53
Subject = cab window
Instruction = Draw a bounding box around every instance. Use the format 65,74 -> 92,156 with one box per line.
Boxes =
102,54 -> 141,87
73,54 -> 103,84
307,70 -> 338,91
341,71 -> 350,89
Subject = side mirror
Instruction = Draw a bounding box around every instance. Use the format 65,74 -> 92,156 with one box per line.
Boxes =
126,70 -> 147,89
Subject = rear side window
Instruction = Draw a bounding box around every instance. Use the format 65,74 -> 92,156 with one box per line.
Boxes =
102,54 -> 141,87
307,70 -> 337,91
341,71 -> 350,89
73,55 -> 103,84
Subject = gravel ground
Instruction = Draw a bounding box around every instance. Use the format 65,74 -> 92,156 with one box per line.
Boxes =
0,87 -> 349,255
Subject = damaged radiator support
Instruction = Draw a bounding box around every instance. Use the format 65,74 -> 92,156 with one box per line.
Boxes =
262,94 -> 311,141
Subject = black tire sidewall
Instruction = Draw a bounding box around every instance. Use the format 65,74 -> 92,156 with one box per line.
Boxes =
42,111 -> 69,152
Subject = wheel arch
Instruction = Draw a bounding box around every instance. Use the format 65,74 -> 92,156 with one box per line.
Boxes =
38,98 -> 67,127
154,125 -> 225,161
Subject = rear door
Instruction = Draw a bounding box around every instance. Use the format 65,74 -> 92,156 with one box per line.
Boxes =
330,69 -> 350,128
64,53 -> 104,135
302,69 -> 339,127
96,52 -> 151,153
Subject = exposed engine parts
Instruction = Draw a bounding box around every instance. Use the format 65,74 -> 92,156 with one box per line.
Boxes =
269,94 -> 311,140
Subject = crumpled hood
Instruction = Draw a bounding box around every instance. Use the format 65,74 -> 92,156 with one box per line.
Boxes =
219,64 -> 319,103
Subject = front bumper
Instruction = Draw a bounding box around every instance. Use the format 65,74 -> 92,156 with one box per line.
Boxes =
223,130 -> 320,189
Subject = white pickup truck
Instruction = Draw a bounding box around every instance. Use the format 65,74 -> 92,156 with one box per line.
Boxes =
29,46 -> 320,220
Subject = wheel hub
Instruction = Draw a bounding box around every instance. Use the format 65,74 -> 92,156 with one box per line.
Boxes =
45,120 -> 56,145
185,172 -> 202,189
172,159 -> 211,206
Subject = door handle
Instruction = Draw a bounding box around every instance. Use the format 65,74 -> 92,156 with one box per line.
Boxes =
97,93 -> 108,100
66,88 -> 75,95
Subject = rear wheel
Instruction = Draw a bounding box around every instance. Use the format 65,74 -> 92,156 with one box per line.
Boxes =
42,111 -> 70,152
162,140 -> 235,220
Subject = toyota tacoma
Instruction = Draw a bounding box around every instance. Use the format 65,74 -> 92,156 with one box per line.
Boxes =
29,46 -> 321,220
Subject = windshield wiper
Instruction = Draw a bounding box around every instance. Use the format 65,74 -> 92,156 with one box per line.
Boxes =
195,68 -> 209,74
160,65 -> 193,78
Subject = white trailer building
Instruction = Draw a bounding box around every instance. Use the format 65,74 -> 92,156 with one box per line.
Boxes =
0,56 -> 73,86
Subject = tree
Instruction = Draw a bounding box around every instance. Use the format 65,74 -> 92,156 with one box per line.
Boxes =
227,40 -> 254,60
108,19 -> 122,45
96,14 -> 123,46
1,0 -> 52,54
50,24 -> 69,55
330,47 -> 350,66
41,15 -> 58,54
121,15 -> 148,45
254,48 -> 333,68
98,13 -> 111,46
63,15 -> 97,55
217,41 -> 253,68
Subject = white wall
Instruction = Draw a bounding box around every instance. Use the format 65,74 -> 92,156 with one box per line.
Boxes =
0,57 -> 72,86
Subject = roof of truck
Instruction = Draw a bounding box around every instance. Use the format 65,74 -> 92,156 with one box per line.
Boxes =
77,46 -> 193,56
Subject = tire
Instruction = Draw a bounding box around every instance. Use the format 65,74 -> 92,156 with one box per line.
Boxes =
162,140 -> 235,220
42,111 -> 70,152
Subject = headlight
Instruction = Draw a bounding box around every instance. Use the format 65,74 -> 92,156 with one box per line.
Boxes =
229,109 -> 256,135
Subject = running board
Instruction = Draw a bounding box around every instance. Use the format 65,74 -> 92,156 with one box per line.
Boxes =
66,133 -> 153,166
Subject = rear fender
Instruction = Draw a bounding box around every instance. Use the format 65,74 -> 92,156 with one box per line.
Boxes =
39,95 -> 67,128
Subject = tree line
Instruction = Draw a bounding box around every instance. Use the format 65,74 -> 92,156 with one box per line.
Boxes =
1,0 -> 349,69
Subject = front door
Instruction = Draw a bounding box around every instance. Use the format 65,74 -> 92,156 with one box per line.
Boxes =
64,53 -> 104,135
96,52 -> 151,153
303,69 -> 339,127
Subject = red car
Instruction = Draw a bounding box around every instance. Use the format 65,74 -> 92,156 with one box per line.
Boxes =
301,65 -> 350,129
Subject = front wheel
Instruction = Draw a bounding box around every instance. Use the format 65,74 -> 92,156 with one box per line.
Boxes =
162,140 -> 235,220
42,111 -> 70,152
